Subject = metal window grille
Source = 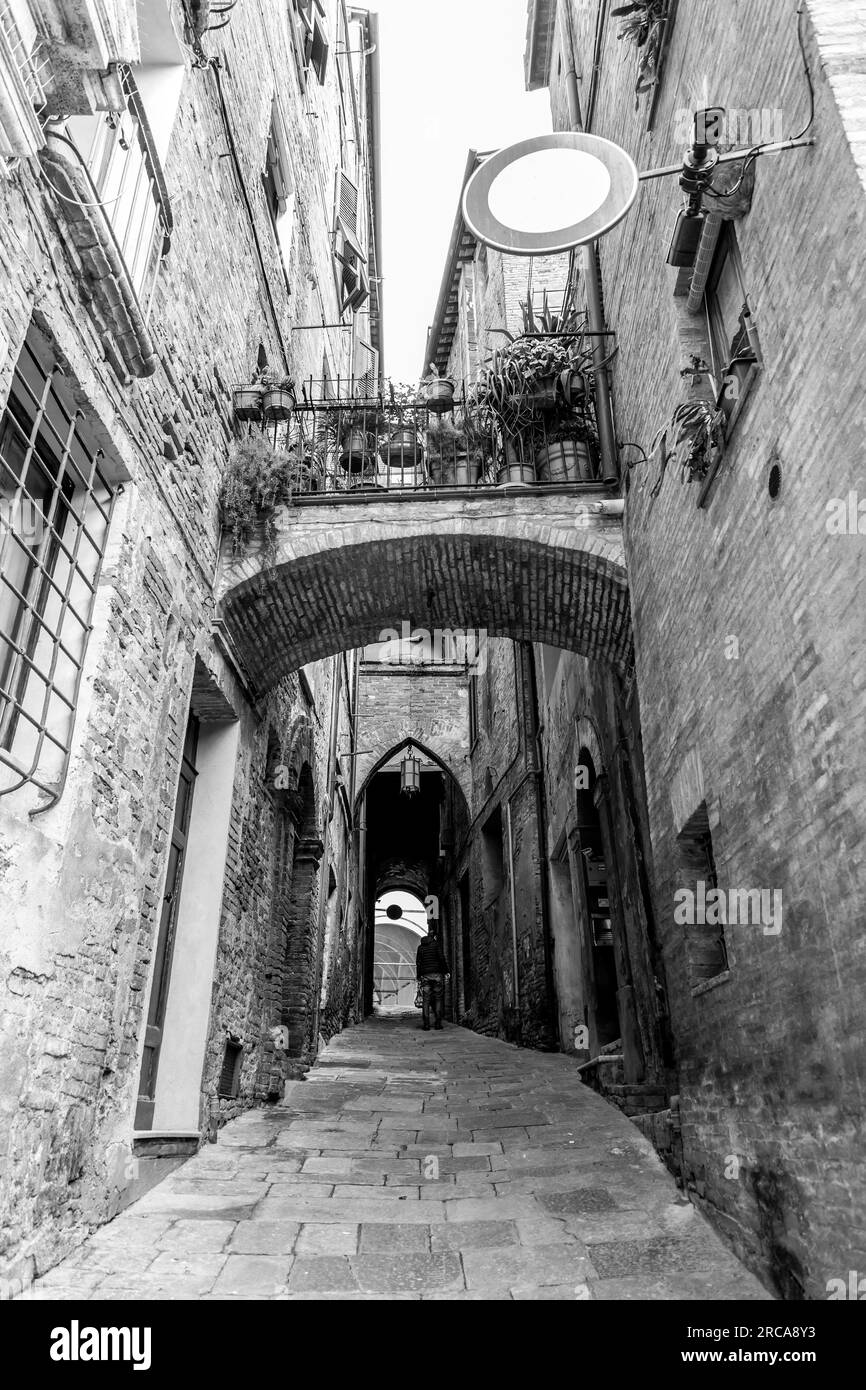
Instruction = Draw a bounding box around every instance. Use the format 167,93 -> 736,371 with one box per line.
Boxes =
0,331 -> 118,811
0,0 -> 49,114
64,64 -> 172,313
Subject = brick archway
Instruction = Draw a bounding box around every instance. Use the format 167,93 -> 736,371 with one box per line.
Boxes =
217,494 -> 631,692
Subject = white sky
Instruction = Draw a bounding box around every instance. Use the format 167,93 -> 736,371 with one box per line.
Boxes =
371,0 -> 552,382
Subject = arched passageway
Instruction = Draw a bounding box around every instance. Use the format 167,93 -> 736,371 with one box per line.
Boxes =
358,739 -> 471,1020
216,494 -> 631,694
372,892 -> 427,1011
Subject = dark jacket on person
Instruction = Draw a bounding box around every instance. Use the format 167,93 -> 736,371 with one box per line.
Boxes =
416,933 -> 448,977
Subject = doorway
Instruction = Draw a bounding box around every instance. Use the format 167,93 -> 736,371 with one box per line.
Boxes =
135,713 -> 199,1129
576,752 -> 619,1047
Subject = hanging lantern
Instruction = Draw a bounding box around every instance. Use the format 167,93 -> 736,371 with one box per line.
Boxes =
400,745 -> 421,797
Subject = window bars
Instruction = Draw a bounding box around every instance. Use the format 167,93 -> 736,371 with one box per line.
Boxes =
0,334 -> 118,811
64,64 -> 173,314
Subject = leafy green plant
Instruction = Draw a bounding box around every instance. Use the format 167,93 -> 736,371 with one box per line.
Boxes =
219,433 -> 307,558
649,398 -> 725,497
613,0 -> 667,105
425,412 -> 465,458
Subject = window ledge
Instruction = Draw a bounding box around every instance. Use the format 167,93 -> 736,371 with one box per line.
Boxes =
691,968 -> 732,998
697,360 -> 760,508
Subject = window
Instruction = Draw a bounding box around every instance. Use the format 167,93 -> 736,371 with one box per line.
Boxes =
293,0 -> 329,87
468,673 -> 478,749
218,1038 -> 243,1099
355,339 -> 379,395
263,101 -> 295,270
0,327 -> 117,807
705,222 -> 760,429
677,799 -> 728,986
334,167 -> 369,315
0,0 -> 47,160
481,806 -> 505,904
64,64 -> 173,309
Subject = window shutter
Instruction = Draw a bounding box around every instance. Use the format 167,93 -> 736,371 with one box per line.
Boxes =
357,341 -> 379,394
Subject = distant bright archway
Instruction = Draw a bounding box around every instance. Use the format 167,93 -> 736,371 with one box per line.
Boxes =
372,890 -> 427,1013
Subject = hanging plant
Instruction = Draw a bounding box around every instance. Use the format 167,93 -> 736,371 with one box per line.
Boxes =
219,432 -> 308,559
649,399 -> 725,498
421,363 -> 456,414
612,1 -> 667,106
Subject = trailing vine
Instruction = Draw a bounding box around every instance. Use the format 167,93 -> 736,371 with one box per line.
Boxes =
219,432 -> 308,560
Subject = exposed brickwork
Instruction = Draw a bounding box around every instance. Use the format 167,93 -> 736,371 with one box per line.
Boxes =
217,492 -> 631,689
354,664 -> 472,807
536,0 -> 866,1299
0,0 -> 374,1288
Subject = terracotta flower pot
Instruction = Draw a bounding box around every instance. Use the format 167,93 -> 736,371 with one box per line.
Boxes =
558,369 -> 588,407
262,386 -> 296,422
233,384 -> 264,420
426,379 -> 456,414
524,376 -> 558,410
340,428 -> 371,472
386,463 -> 426,489
382,428 -> 423,468
496,462 -> 536,486
536,439 -> 596,483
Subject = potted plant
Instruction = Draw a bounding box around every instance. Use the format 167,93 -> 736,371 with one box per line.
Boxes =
421,363 -> 456,415
649,398 -> 725,496
381,382 -> 425,478
536,418 -> 599,483
219,433 -> 309,560
612,1 -> 667,104
493,336 -> 577,411
497,433 -> 537,487
260,371 -> 297,423
232,372 -> 265,422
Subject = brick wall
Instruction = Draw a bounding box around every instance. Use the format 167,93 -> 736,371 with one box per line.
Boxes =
0,0 -> 369,1289
538,0 -> 866,1298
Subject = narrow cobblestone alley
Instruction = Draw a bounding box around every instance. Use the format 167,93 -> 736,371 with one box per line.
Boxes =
23,1021 -> 771,1302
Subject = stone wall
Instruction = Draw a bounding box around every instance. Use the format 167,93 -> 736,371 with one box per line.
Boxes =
0,0 -> 371,1290
537,0 -> 866,1299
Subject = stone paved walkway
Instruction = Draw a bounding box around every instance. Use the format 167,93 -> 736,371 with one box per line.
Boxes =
23,1019 -> 772,1300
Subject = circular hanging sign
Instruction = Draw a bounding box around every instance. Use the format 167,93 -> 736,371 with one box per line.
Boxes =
385,903 -> 403,920
462,132 -> 639,255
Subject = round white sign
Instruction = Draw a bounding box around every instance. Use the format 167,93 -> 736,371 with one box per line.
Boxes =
463,132 -> 639,255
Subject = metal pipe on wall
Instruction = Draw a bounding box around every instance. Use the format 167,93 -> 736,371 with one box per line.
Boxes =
310,652 -> 343,1050
505,800 -> 521,1028
560,0 -> 619,486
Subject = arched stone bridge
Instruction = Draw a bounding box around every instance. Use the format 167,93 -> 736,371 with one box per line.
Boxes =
216,488 -> 631,693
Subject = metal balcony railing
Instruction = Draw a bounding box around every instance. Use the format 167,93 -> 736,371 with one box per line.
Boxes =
241,361 -> 603,496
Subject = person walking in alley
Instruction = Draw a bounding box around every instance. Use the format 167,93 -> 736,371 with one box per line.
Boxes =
416,925 -> 449,1030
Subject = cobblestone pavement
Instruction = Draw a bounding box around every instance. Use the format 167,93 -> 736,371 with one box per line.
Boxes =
23,1019 -> 773,1300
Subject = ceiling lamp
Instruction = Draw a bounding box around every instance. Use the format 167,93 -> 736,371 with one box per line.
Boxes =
400,745 -> 421,797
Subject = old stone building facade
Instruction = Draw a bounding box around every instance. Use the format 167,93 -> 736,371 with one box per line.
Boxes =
346,0 -> 866,1305
0,0 -> 381,1288
1,0 -> 865,1309
519,0 -> 866,1303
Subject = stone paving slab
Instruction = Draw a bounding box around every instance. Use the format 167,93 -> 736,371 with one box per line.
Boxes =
20,1018 -> 773,1301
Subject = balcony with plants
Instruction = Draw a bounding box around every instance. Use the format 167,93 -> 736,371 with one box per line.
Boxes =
220,331 -> 606,547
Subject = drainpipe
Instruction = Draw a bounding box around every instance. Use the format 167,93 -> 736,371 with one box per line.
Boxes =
524,643 -> 557,1045
561,0 -> 619,486
505,800 -> 521,1032
310,653 -> 343,1052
